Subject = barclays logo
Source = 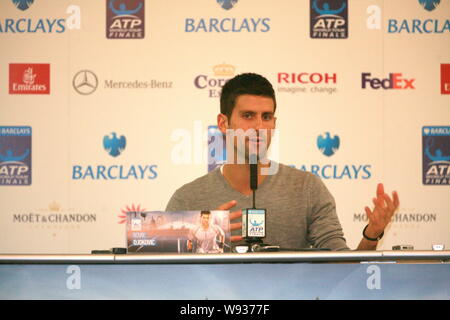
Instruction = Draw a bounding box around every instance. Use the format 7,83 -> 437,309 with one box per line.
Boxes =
103,132 -> 126,157
290,132 -> 372,179
1,3 -> 81,33
317,132 -> 340,157
185,0 -> 270,33
12,0 -> 34,11
418,0 -> 440,12
72,133 -> 158,180
387,0 -> 449,34
217,0 -> 238,10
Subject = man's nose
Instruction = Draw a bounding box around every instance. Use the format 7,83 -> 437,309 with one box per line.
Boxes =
254,115 -> 264,130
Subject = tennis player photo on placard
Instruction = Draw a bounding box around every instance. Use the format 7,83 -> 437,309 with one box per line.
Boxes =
126,210 -> 231,253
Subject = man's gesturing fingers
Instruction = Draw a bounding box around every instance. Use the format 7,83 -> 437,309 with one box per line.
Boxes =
216,200 -> 237,211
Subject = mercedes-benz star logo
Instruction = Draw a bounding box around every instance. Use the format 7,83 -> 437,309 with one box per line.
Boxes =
73,70 -> 98,95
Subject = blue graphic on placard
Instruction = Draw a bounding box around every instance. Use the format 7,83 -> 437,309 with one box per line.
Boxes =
422,126 -> 450,185
103,132 -> 126,157
217,0 -> 238,10
109,0 -> 143,16
312,0 -> 346,15
0,126 -> 32,186
418,0 -> 441,12
12,0 -> 34,11
317,132 -> 340,157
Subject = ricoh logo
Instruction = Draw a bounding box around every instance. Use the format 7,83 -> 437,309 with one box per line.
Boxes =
361,73 -> 415,90
277,72 -> 338,95
0,2 -> 81,33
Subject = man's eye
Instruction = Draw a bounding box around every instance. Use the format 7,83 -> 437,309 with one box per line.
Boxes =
243,113 -> 253,119
263,114 -> 273,120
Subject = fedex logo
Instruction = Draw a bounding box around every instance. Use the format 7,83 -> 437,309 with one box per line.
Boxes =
361,73 -> 415,90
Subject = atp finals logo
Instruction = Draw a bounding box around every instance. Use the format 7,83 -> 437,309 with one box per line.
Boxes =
0,126 -> 32,186
72,132 -> 158,180
310,0 -> 348,39
107,0 -> 145,39
422,126 -> 450,185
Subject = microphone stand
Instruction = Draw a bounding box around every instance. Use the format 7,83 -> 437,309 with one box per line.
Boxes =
244,156 -> 268,252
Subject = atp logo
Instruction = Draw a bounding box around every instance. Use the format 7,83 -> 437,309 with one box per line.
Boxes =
107,0 -> 145,39
418,0 -> 440,11
103,132 -> 126,157
422,126 -> 450,185
317,132 -> 340,157
217,0 -> 238,10
0,126 -> 32,186
12,0 -> 34,11
310,0 -> 348,39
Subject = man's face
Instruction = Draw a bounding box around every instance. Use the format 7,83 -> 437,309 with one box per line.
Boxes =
218,94 -> 276,163
201,213 -> 210,228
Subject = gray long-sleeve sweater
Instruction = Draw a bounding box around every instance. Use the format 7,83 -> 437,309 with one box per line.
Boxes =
166,163 -> 350,251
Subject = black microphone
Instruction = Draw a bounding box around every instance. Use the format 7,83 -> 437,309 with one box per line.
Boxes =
241,154 -> 266,246
250,155 -> 258,209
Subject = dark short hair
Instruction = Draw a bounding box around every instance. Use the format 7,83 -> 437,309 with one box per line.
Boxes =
220,73 -> 276,119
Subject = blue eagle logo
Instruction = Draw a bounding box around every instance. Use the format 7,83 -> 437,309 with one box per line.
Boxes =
317,132 -> 340,157
216,0 -> 238,10
12,0 -> 34,11
103,132 -> 126,157
418,0 -> 441,11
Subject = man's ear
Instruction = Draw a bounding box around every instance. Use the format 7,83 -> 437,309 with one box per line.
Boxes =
217,113 -> 228,134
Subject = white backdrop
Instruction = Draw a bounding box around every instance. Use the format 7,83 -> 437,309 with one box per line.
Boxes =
0,0 -> 449,253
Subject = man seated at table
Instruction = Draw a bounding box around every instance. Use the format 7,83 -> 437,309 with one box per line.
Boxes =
166,73 -> 399,251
